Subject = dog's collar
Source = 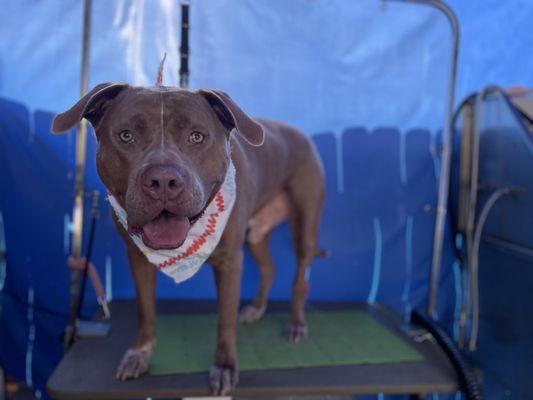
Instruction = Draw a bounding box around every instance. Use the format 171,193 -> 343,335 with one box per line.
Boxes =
108,159 -> 237,284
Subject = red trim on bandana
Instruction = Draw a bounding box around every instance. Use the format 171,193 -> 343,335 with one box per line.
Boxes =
157,192 -> 225,269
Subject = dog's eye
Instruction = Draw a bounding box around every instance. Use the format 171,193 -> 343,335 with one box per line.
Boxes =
118,130 -> 134,144
189,131 -> 205,144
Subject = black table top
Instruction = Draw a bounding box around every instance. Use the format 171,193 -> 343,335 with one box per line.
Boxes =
47,300 -> 458,399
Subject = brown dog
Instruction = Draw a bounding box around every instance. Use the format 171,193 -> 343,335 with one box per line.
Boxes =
52,83 -> 325,395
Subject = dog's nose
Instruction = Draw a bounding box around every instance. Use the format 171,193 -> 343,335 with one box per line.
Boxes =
141,165 -> 183,201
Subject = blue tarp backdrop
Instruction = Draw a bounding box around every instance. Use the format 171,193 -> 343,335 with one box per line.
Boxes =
0,1 -> 532,399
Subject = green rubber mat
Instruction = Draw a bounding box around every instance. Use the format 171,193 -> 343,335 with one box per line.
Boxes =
149,310 -> 423,375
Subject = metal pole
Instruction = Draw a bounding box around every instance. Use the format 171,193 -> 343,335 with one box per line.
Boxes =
179,1 -> 190,88
64,0 -> 92,348
388,0 -> 460,318
75,192 -> 100,323
423,1 -> 459,318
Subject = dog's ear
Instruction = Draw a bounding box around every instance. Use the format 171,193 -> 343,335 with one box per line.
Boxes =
52,82 -> 129,134
198,89 -> 264,146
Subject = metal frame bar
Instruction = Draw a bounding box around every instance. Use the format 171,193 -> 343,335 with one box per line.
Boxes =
483,234 -> 533,259
388,0 -> 460,318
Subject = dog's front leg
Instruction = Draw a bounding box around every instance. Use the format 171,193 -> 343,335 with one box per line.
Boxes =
116,245 -> 157,380
210,249 -> 243,396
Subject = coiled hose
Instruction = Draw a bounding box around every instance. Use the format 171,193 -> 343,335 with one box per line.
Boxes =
411,310 -> 484,400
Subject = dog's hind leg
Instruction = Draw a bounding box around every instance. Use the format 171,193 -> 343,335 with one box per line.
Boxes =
239,234 -> 275,323
239,192 -> 291,323
287,161 -> 325,343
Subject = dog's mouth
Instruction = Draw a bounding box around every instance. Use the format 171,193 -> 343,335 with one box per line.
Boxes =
127,180 -> 220,250
131,210 -> 204,250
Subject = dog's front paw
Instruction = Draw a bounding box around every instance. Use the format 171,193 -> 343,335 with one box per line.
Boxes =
287,321 -> 308,343
115,341 -> 155,381
209,364 -> 239,396
238,303 -> 266,323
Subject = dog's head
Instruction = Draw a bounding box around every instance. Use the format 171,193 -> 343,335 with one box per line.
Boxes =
53,83 -> 263,249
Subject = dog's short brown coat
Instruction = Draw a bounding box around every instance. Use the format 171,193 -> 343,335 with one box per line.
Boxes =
53,83 -> 325,395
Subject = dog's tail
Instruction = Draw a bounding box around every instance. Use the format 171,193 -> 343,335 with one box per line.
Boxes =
314,248 -> 330,258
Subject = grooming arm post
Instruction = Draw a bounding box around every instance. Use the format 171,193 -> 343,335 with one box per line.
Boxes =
64,0 -> 93,349
387,0 -> 460,318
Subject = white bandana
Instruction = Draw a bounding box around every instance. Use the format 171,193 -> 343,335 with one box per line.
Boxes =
108,160 -> 236,284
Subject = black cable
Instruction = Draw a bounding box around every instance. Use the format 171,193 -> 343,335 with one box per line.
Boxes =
411,309 -> 484,400
65,191 -> 100,348
74,212 -> 97,321
179,2 -> 190,88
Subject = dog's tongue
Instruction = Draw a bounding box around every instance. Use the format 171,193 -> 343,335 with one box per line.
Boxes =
141,213 -> 191,249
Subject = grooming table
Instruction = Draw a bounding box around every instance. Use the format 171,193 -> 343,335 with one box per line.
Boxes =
47,300 -> 458,399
